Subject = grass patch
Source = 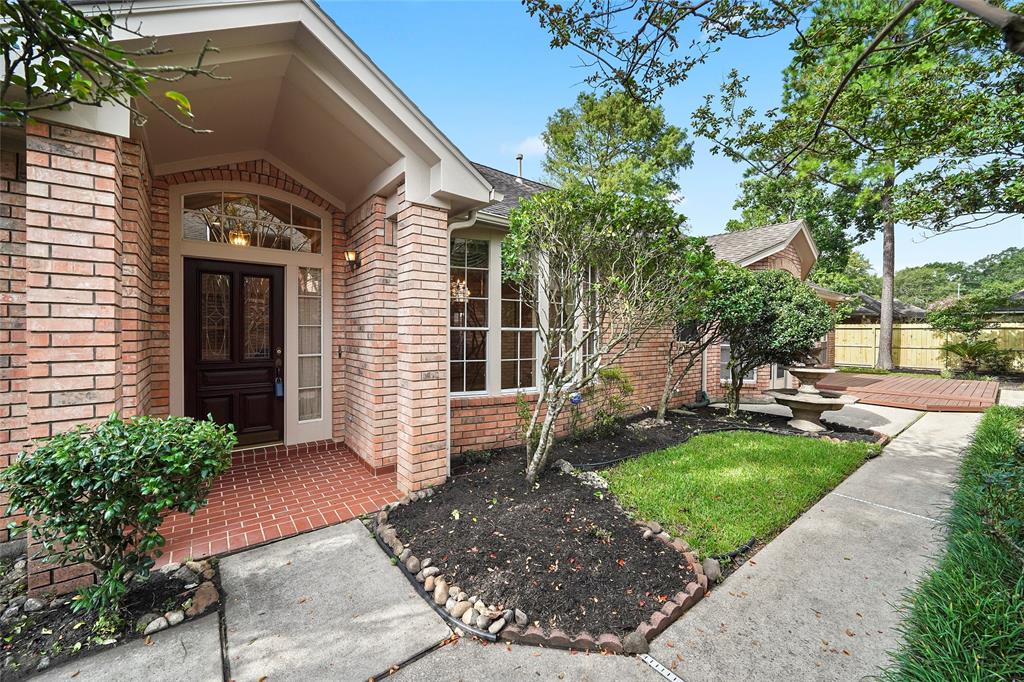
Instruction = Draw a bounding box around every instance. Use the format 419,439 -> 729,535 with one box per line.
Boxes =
881,406 -> 1024,681
837,366 -> 942,378
603,431 -> 876,557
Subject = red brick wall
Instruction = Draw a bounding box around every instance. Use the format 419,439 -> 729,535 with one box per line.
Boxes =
340,196 -> 397,472
0,134 -> 28,543
394,195 -> 449,491
451,326 -> 706,454
121,141 -> 156,417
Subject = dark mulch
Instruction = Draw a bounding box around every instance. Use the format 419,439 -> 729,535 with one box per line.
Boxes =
1,565 -> 205,679
554,405 -> 879,471
388,450 -> 696,638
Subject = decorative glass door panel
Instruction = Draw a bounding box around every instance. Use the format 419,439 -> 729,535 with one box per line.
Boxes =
184,259 -> 284,446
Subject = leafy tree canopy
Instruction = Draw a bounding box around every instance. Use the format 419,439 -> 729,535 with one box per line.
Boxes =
1,0 -> 223,130
810,250 -> 881,295
542,90 -> 693,201
709,263 -> 837,414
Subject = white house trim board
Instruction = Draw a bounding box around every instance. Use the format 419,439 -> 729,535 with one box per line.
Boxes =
167,180 -> 334,446
79,0 -> 494,211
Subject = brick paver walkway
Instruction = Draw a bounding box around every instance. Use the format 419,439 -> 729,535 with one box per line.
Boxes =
818,373 -> 999,412
157,445 -> 402,565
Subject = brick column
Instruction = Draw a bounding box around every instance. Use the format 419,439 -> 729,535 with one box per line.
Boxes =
394,199 -> 448,492
24,121 -> 124,593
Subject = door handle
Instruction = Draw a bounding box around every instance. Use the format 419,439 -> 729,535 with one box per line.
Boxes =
274,346 -> 284,398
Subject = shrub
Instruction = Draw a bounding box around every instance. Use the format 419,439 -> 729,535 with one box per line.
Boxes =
882,406 -> 1024,679
1,414 -> 235,617
939,338 -> 1001,374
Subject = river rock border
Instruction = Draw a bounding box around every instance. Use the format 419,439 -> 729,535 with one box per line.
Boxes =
373,491 -> 707,655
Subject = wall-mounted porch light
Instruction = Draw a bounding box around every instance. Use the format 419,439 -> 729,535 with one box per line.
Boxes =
344,249 -> 361,268
228,225 -> 250,247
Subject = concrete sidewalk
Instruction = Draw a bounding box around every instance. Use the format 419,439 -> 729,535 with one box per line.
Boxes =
648,410 -> 980,681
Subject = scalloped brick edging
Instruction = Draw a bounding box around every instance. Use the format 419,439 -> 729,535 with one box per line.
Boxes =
496,520 -> 707,654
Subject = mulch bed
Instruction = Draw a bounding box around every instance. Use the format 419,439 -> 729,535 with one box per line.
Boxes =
388,451 -> 697,638
554,405 -> 879,471
0,557 -> 218,679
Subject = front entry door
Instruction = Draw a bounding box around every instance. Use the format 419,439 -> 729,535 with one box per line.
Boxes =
184,258 -> 284,446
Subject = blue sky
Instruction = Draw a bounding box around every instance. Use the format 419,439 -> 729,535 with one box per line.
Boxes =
323,0 -> 1022,275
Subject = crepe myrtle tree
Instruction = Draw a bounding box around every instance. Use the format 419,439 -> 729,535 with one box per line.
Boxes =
713,264 -> 836,416
504,185 -> 714,484
654,258 -> 722,421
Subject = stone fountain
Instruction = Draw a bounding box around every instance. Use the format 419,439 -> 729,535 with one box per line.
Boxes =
764,365 -> 858,432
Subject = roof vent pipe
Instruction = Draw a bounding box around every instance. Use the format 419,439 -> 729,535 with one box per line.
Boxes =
515,153 -> 524,184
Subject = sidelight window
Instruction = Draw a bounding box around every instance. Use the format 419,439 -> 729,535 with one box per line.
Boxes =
297,268 -> 323,421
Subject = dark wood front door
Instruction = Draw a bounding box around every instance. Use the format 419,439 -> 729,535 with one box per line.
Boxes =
184,258 -> 284,446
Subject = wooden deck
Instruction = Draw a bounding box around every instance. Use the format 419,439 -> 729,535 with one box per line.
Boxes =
817,373 -> 999,412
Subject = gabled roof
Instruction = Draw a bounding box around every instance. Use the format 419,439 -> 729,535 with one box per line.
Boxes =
851,292 -> 927,320
473,163 -> 552,219
705,220 -> 818,268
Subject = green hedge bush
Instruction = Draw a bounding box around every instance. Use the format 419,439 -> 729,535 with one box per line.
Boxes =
1,414 -> 235,617
882,405 -> 1024,680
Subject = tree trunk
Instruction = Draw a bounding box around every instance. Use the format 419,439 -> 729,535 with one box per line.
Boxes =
656,343 -> 676,421
876,175 -> 896,371
525,395 -> 563,484
728,364 -> 742,417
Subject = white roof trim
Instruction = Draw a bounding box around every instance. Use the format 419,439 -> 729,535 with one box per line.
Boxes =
73,0 -> 494,209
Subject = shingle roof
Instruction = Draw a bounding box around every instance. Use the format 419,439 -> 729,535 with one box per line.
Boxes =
851,292 -> 926,320
704,220 -> 806,264
472,163 -> 551,218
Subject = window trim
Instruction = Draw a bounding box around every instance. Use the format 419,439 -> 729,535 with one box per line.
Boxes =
449,227 -> 544,397
719,342 -> 758,385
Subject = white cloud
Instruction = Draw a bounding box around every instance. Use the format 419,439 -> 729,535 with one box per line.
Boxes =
500,134 -> 547,158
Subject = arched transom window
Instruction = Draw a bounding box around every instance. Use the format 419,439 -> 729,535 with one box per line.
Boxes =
183,191 -> 323,254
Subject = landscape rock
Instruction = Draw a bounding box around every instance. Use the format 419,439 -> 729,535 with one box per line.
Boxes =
10,595 -> 27,608
36,656 -> 50,671
553,459 -> 574,474
451,601 -> 473,618
421,566 -> 440,578
165,610 -> 185,626
13,558 -> 26,572
647,521 -> 663,534
445,598 -> 456,611
184,560 -> 209,574
398,548 -> 411,562
137,612 -> 161,631
622,631 -> 650,654
642,529 -> 654,541
514,609 -> 528,626
488,617 -> 506,634
201,568 -> 215,580
143,617 -> 168,635
22,597 -> 44,613
159,562 -> 180,574
406,556 -> 421,573
172,566 -> 199,585
424,576 -> 435,592
577,471 -> 608,489
702,557 -> 722,583
461,608 -> 476,625
433,580 -> 449,605
1,605 -> 20,622
474,613 -> 490,630
185,581 -> 219,617
421,558 -> 432,569
376,510 -> 388,525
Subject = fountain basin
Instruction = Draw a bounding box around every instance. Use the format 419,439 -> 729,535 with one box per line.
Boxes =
782,366 -> 839,395
764,388 -> 859,432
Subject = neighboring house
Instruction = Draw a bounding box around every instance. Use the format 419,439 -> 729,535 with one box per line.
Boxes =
0,0 -> 839,589
846,293 -> 927,323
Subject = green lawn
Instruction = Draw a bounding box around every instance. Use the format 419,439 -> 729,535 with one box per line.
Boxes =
880,406 -> 1024,680
604,431 -> 877,557
837,366 -> 942,378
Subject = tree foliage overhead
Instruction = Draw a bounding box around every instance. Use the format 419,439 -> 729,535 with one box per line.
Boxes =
1,0 -> 223,130
893,247 -> 1024,306
810,250 -> 880,295
542,90 -> 693,200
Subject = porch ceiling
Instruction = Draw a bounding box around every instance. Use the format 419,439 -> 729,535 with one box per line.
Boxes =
106,0 -> 493,213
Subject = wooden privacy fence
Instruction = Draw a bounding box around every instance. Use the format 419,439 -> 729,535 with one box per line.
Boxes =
834,322 -> 1024,371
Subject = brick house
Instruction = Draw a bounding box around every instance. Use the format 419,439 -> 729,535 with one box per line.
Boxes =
0,0 -> 840,590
